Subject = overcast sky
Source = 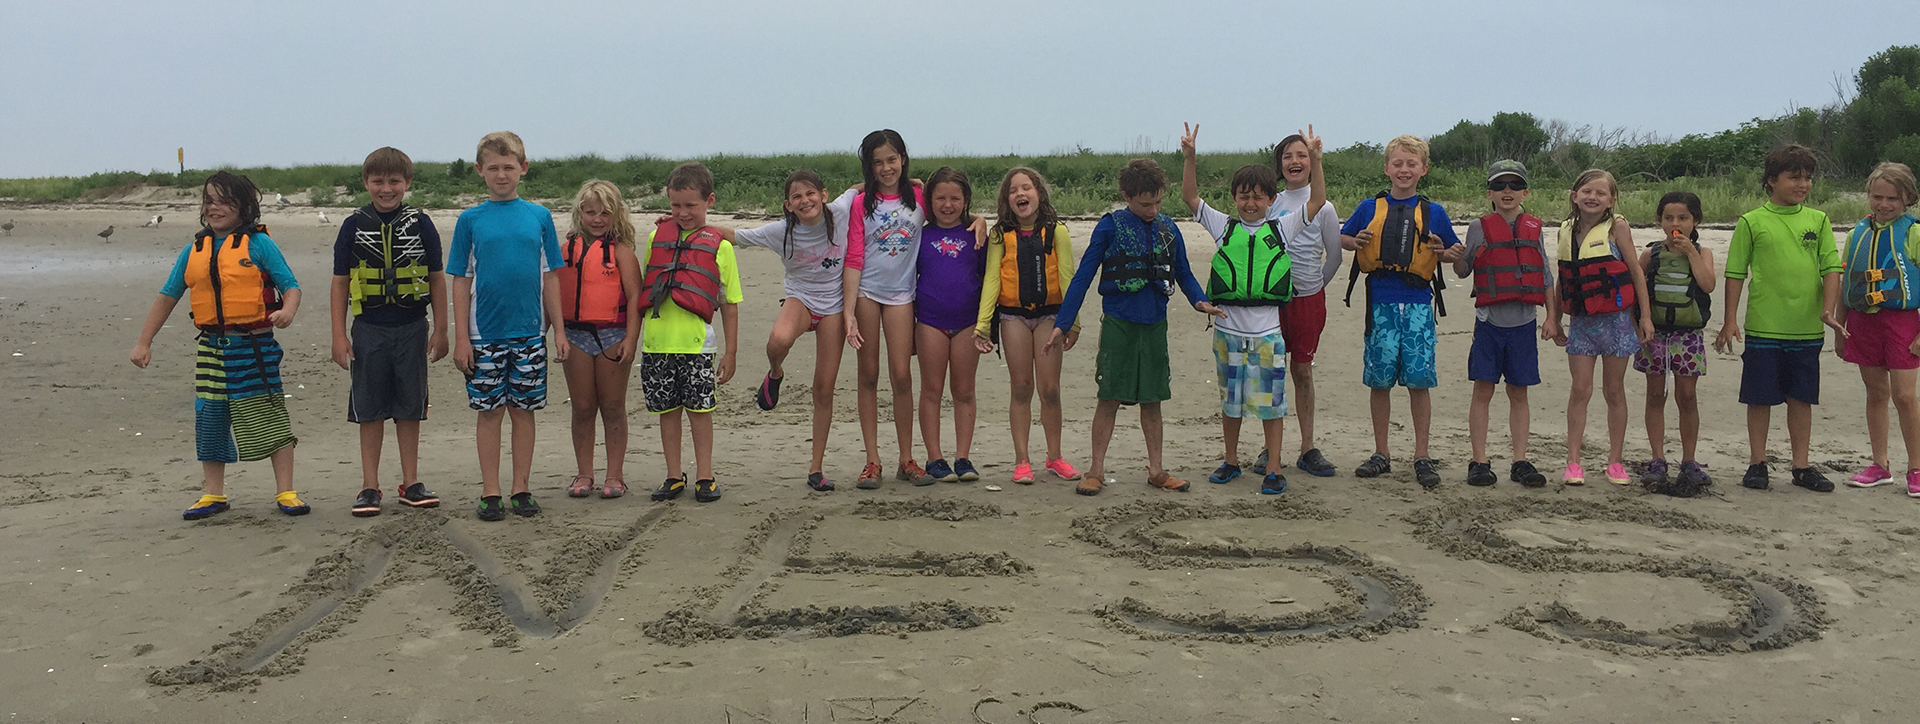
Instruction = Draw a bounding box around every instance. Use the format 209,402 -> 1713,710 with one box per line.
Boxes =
4,0 -> 1916,178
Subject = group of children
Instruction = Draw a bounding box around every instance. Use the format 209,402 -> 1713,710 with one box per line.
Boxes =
126,127 -> 1920,522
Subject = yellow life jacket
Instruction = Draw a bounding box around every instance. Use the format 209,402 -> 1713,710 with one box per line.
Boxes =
1354,193 -> 1438,279
996,225 -> 1063,315
183,225 -> 281,331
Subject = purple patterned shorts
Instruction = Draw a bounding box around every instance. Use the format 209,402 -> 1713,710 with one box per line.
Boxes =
1633,329 -> 1707,377
1566,310 -> 1641,358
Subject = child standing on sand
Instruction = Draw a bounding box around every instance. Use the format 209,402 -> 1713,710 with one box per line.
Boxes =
641,163 -> 741,504
1635,191 -> 1716,493
1454,160 -> 1557,488
130,171 -> 306,520
844,129 -> 929,489
1052,158 -> 1223,495
1714,143 -> 1845,493
976,167 -> 1082,485
448,131 -> 571,521
723,170 -> 855,491
1553,169 -> 1654,486
557,180 -> 643,500
331,147 -> 448,517
913,167 -> 988,485
1182,122 -> 1327,495
1837,162 -> 1920,496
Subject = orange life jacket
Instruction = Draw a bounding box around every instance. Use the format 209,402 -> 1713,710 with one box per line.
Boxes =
560,233 -> 627,326
1471,213 -> 1548,307
183,225 -> 282,331
639,220 -> 725,322
996,225 -> 1064,315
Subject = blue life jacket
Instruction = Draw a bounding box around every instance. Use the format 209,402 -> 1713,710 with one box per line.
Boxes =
1844,214 -> 1920,312
1098,211 -> 1177,297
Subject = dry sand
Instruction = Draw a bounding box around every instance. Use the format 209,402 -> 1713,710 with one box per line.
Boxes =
1,202 -> 1915,723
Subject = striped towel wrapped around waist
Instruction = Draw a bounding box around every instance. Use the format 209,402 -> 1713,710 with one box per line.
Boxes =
193,331 -> 296,463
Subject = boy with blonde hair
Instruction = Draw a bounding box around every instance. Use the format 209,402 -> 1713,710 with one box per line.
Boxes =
1340,135 -> 1465,488
448,131 -> 570,521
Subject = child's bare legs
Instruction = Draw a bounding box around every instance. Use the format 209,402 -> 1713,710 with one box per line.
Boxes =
766,298 -> 812,381
880,303 -> 917,465
1369,387 -> 1392,456
854,298 -> 884,466
1746,405 -> 1771,465
1409,388 -> 1432,458
1673,376 -> 1700,462
658,409 -> 684,480
395,419 -> 421,487
689,410 -> 714,481
202,462 -> 225,496
1141,401 -> 1166,478
1292,363 -> 1317,456
477,408 -> 506,497
1034,333 -> 1066,462
1262,417 -> 1284,473
948,330 -> 981,460
1469,381 -> 1496,463
561,350 -> 601,478
1566,355 -> 1597,466
1894,368 -> 1920,470
1786,399 -> 1813,468
1644,373 -> 1669,461
596,353 -> 633,481
1865,366 -> 1894,468
1002,321 -> 1039,465
1222,415 -> 1243,466
507,407 -> 535,495
358,421 -> 385,489
809,314 -> 846,475
1088,399 -> 1122,481
1601,356 -> 1629,465
210,445 -> 294,497
917,324 -> 951,462
1507,384 -> 1531,462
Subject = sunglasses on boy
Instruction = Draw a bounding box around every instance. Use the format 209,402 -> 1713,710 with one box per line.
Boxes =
1487,180 -> 1527,191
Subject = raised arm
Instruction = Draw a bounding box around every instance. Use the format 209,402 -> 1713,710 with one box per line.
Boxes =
1179,122 -> 1202,213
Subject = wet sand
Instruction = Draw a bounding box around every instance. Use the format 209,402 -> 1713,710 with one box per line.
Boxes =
1,203 -> 1915,723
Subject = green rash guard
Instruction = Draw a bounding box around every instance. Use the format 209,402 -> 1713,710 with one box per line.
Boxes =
1725,202 -> 1841,340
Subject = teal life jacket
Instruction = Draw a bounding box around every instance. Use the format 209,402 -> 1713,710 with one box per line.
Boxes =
1098,211 -> 1177,297
1646,239 -> 1711,332
1207,218 -> 1293,305
1844,214 -> 1920,312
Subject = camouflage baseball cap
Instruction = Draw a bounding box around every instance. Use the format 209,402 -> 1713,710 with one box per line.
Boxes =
1486,159 -> 1528,184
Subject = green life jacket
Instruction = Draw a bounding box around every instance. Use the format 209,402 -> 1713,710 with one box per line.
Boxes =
1207,218 -> 1293,305
1646,239 -> 1710,332
345,205 -> 431,316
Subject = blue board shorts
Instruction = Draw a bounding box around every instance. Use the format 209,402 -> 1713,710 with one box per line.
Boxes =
1739,337 -> 1821,406
466,336 -> 548,411
1467,319 -> 1540,386
1364,302 -> 1438,389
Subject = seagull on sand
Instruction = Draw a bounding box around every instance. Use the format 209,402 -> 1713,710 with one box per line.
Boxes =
1,220 -> 13,236
317,211 -> 330,225
97,225 -> 115,241
275,193 -> 290,205
141,214 -> 162,228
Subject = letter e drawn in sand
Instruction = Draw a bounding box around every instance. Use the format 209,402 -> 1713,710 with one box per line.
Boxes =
644,500 -> 1024,643
1069,498 -> 1429,644
147,508 -> 675,689
1406,497 -> 1829,655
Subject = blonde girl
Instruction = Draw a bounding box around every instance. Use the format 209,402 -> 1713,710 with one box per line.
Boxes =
558,180 -> 643,498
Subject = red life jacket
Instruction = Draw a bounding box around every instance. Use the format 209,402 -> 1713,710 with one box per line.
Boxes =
560,233 -> 627,326
1470,213 -> 1548,307
639,220 -> 725,322
1557,217 -> 1636,316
